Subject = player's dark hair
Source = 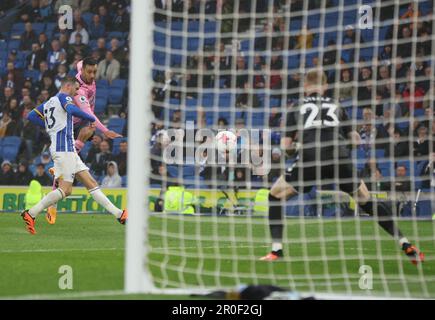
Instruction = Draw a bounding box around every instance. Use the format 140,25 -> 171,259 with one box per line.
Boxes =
61,76 -> 78,87
82,57 -> 97,67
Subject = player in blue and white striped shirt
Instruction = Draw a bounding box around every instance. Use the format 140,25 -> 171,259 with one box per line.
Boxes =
22,76 -> 128,234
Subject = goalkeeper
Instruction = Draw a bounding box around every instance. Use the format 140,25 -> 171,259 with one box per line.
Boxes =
261,69 -> 424,265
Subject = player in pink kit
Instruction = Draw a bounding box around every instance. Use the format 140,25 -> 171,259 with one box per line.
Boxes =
73,57 -> 122,152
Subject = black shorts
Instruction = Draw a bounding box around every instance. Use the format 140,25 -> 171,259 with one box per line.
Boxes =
285,150 -> 359,194
73,121 -> 95,141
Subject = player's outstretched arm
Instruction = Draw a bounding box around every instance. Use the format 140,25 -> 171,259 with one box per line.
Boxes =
76,95 -> 122,139
27,104 -> 46,128
65,104 -> 96,123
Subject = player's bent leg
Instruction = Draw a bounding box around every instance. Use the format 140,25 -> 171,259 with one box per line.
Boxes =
260,175 -> 297,261
75,170 -> 127,224
75,126 -> 95,152
355,180 -> 424,265
22,181 -> 70,234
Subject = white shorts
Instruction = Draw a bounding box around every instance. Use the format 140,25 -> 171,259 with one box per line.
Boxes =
52,152 -> 89,183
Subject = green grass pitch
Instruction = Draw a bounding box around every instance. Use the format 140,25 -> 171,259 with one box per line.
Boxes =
0,213 -> 434,299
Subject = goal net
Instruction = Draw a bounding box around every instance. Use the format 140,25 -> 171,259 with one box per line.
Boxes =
126,0 -> 435,298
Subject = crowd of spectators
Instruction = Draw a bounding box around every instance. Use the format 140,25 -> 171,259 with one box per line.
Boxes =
150,0 -> 434,191
0,0 -> 130,185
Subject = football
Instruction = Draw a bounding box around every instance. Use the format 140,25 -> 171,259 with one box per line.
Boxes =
215,130 -> 237,154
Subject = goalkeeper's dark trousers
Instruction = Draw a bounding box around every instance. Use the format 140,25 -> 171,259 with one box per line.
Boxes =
268,194 -> 403,242
268,194 -> 284,242
359,200 -> 404,239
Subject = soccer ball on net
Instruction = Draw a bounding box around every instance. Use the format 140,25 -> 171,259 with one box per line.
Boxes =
215,130 -> 237,155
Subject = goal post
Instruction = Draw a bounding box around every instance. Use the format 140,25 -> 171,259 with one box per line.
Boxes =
125,0 -> 435,298
124,0 -> 155,293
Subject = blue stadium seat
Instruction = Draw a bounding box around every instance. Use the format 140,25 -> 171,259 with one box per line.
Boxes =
171,36 -> 183,50
154,31 -> 166,47
171,22 -> 183,31
218,93 -> 232,107
45,22 -> 57,35
153,50 -> 166,66
167,165 -> 179,178
96,79 -> 109,89
170,54 -> 182,66
95,96 -> 108,114
185,98 -> 198,107
204,21 -> 217,33
32,23 -> 45,35
2,136 -> 21,162
10,23 -> 25,38
108,87 -> 124,104
188,21 -> 200,32
201,93 -> 214,108
110,79 -> 127,89
108,118 -> 126,134
307,14 -> 321,30
7,40 -> 20,51
182,165 -> 195,177
107,31 -> 124,40
81,12 -> 94,27
121,175 -> 127,187
24,69 -> 41,83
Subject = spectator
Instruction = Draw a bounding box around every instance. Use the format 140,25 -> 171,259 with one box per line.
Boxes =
85,134 -> 103,165
110,38 -> 126,64
338,68 -> 353,101
96,51 -> 120,83
0,87 -> 16,110
379,45 -> 392,63
4,61 -> 24,90
393,164 -> 411,192
385,127 -> 410,158
33,163 -> 51,186
111,3 -> 130,32
397,26 -> 413,58
47,39 -> 66,70
69,22 -> 89,45
402,80 -> 425,111
115,140 -> 127,176
68,33 -> 90,60
323,40 -> 337,66
54,64 -> 68,89
38,32 -> 50,56
90,140 -> 114,176
20,0 -> 43,23
20,108 -> 39,160
15,161 -> 33,186
95,37 -> 107,62
26,43 -> 46,70
101,161 -> 122,188
97,5 -> 110,29
0,161 -> 16,185
5,98 -> 22,122
35,150 -> 52,166
40,75 -> 57,96
20,22 -> 38,51
0,112 -> 17,137
88,14 -> 106,40
295,24 -> 313,49
414,125 -> 430,157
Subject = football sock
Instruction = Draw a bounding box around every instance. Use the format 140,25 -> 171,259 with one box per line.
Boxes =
29,189 -> 65,218
268,193 -> 284,249
89,186 -> 123,218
